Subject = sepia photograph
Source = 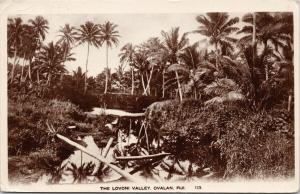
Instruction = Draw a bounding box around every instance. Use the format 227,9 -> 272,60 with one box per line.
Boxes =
0,0 -> 299,192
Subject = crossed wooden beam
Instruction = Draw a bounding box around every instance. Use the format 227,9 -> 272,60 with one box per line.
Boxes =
46,121 -> 170,183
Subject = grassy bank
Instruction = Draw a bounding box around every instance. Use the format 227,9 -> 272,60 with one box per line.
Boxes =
7,94 -> 113,183
146,100 -> 294,179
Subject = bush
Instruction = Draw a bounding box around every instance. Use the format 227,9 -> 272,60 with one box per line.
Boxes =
219,108 -> 294,178
146,99 -> 294,179
8,95 -> 108,156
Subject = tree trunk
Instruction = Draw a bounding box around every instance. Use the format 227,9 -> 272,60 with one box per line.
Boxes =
265,64 -> 269,81
215,42 -> 219,71
20,56 -> 26,85
131,68 -> 134,95
60,73 -> 64,85
175,70 -> 183,102
263,41 -> 269,81
37,70 -> 40,84
28,58 -> 32,80
46,73 -> 52,86
10,49 -> 17,83
141,74 -> 147,95
84,43 -> 90,94
143,65 -> 154,95
162,69 -> 165,98
104,43 -> 109,94
61,45 -> 68,85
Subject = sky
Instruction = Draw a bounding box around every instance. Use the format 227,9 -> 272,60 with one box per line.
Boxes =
17,13 -> 245,77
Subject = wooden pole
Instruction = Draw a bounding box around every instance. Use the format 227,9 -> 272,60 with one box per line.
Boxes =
56,134 -> 141,182
102,137 -> 114,158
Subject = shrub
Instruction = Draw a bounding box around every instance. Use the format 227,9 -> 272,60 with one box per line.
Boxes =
146,99 -> 294,179
8,95 -> 108,156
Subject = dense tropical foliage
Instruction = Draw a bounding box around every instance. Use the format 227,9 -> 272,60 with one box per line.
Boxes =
7,12 -> 294,183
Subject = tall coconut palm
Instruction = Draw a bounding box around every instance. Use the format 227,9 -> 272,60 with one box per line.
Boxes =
28,16 -> 49,80
76,21 -> 102,93
194,13 -> 239,71
161,27 -> 188,101
57,24 -> 77,84
18,24 -> 34,83
119,43 -> 135,94
29,16 -> 49,41
7,17 -> 24,83
238,12 -> 292,80
58,24 -> 77,63
99,21 -> 120,94
140,37 -> 164,95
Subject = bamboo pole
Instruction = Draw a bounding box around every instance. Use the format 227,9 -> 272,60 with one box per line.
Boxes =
56,134 -> 141,182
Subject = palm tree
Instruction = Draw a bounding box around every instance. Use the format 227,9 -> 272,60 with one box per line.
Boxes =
72,66 -> 85,90
35,42 -> 67,86
119,43 -> 135,94
76,21 -> 102,93
28,16 -> 49,80
161,27 -> 188,101
99,21 -> 120,94
112,63 -> 128,92
194,13 -> 239,72
238,12 -> 292,80
57,24 -> 77,84
18,24 -> 34,84
132,50 -> 149,95
29,16 -> 49,41
180,42 -> 202,69
7,17 -> 24,83
139,37 -> 164,95
179,42 -> 203,98
58,24 -> 77,63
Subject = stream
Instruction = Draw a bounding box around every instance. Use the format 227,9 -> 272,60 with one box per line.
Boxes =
37,107 -> 213,184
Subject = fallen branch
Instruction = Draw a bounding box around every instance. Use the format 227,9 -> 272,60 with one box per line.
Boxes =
55,133 -> 141,183
115,153 -> 171,161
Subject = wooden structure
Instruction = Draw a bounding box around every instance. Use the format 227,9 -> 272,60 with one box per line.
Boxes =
47,108 -> 170,182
